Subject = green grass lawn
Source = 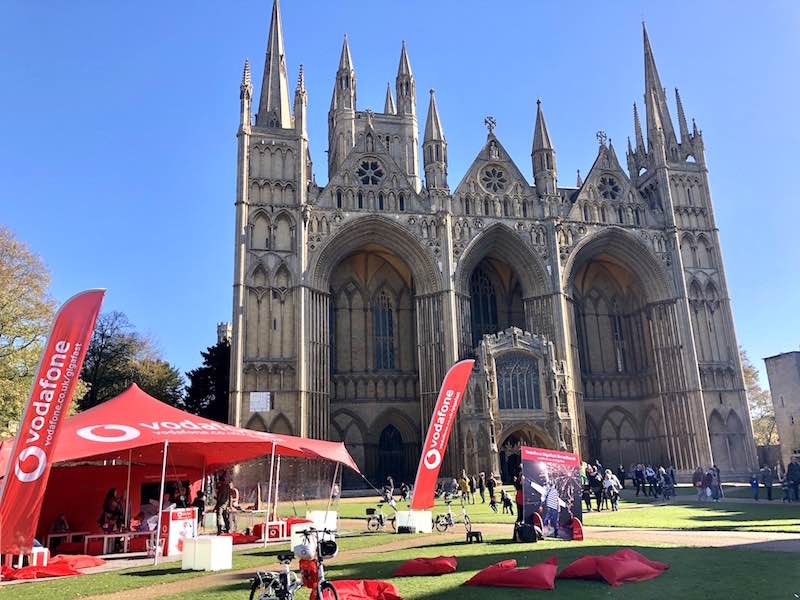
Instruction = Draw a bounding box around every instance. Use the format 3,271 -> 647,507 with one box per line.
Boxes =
155,533 -> 800,600
286,491 -> 800,533
0,533 -> 395,600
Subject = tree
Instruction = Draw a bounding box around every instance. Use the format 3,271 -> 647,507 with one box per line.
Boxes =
0,227 -> 54,436
741,347 -> 779,447
80,311 -> 184,410
134,359 -> 184,406
183,339 -> 230,421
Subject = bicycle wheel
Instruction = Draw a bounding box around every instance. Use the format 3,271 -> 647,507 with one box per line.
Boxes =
319,580 -> 339,600
248,576 -> 262,600
463,514 -> 472,533
366,517 -> 380,532
434,515 -> 448,533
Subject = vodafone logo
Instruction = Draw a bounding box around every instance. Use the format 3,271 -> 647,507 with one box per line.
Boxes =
77,424 -> 141,443
15,446 -> 47,483
423,448 -> 442,470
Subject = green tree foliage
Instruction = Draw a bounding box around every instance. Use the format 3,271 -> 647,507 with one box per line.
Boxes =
741,347 -> 779,447
0,227 -> 54,436
80,311 -> 184,410
183,339 -> 230,421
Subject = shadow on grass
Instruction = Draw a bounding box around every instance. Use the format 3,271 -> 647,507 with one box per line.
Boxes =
124,567 -> 185,578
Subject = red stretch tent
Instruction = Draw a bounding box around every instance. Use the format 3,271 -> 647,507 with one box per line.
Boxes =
1,385 -> 359,473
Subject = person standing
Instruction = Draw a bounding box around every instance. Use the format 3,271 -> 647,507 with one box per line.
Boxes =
712,464 -> 723,499
616,464 -> 626,490
478,472 -> 486,503
214,474 -> 232,535
634,464 -> 645,497
487,472 -> 497,504
760,465 -> 774,501
468,475 -> 477,505
692,467 -> 704,501
750,473 -> 760,501
513,470 -> 524,523
787,457 -> 800,502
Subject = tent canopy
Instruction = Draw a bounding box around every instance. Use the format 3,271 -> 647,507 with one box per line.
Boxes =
4,385 -> 359,473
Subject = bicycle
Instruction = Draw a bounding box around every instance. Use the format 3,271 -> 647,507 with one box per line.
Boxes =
248,528 -> 338,600
249,551 -> 302,600
366,502 -> 397,533
433,496 -> 472,533
297,527 -> 339,600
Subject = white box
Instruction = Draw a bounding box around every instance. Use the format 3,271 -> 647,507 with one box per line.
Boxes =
181,535 -> 232,571
305,510 -> 337,531
395,510 -> 433,533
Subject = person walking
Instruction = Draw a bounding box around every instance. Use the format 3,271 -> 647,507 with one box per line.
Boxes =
616,464 -> 626,490
760,465 -> 774,501
634,464 -> 646,497
459,474 -> 470,502
692,466 -> 705,501
478,472 -> 486,503
487,473 -> 497,506
468,475 -> 477,505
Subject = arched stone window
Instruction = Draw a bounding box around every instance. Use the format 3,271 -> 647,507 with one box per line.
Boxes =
378,425 -> 403,480
470,267 -> 498,347
373,292 -> 395,369
495,351 -> 541,410
378,192 -> 385,210
483,198 -> 490,215
465,197 -> 471,215
357,191 -> 364,209
336,190 -> 342,209
398,193 -> 405,212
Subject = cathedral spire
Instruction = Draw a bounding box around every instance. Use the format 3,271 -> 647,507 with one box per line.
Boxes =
576,169 -> 583,187
633,101 -> 646,153
331,34 -> 356,111
642,23 -> 676,147
240,59 -> 253,130
423,89 -> 447,190
675,88 -> 690,144
384,82 -> 396,115
531,99 -> 557,196
256,0 -> 292,128
395,41 -> 416,117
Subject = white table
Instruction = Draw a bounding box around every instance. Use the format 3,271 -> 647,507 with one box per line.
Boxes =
181,535 -> 232,571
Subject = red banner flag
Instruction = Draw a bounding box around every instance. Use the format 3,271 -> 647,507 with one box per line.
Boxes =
0,289 -> 104,554
410,359 -> 474,510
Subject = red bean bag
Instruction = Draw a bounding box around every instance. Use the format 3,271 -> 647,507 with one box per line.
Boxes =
595,555 -> 663,587
4,562 -> 82,580
465,556 -> 558,590
557,555 -> 602,580
222,532 -> 260,544
50,554 -> 106,570
311,579 -> 402,600
393,556 -> 457,577
609,548 -> 669,572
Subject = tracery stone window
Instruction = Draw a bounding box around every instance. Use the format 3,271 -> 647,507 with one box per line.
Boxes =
481,167 -> 507,192
598,176 -> 621,200
357,160 -> 384,185
496,351 -> 541,410
470,267 -> 498,347
373,292 -> 395,369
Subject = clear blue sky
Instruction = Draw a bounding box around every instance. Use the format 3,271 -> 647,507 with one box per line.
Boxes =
2,1 -> 798,386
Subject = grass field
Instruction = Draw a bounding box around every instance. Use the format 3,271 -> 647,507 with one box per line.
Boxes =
158,534 -> 799,600
283,492 -> 800,533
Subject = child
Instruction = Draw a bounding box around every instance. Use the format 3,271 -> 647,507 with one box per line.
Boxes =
501,489 -> 514,514
750,474 -> 760,501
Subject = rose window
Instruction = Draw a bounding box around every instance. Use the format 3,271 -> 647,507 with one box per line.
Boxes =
598,176 -> 621,200
357,160 -> 384,185
481,167 -> 507,192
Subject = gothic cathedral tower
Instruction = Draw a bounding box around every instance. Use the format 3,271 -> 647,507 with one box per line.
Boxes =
230,3 -> 758,483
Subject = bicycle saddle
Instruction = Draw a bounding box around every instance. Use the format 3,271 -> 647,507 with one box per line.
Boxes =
277,552 -> 295,564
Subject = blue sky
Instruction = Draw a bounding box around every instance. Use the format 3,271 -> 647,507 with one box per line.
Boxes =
2,1 -> 798,385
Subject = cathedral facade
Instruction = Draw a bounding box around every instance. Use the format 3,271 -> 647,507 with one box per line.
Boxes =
229,0 -> 758,484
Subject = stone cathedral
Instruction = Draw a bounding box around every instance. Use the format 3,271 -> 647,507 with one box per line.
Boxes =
228,0 -> 758,485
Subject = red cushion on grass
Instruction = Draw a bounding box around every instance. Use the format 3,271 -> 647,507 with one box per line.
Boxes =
393,556 -> 458,577
465,557 -> 557,590
221,532 -> 260,544
558,555 -> 602,580
595,555 -> 662,587
311,579 -> 402,600
6,563 -> 82,580
491,559 -> 517,569
50,554 -> 106,570
609,548 -> 669,572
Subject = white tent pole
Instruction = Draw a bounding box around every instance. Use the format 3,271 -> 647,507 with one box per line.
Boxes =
324,463 -> 339,514
124,449 -> 132,527
273,456 -> 281,522
153,440 -> 169,566
263,445 -> 276,547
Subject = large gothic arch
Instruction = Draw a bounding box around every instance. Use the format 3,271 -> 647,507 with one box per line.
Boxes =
309,215 -> 440,295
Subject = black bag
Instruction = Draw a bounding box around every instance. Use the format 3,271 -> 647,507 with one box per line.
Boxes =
514,522 -> 537,543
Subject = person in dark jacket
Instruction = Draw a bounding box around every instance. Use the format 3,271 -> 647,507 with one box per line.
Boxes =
760,465 -> 774,501
478,472 -> 486,503
616,465 -> 626,489
787,458 -> 800,502
513,471 -> 524,523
